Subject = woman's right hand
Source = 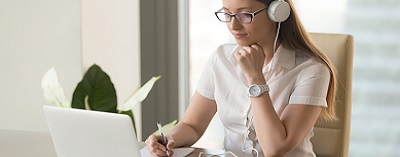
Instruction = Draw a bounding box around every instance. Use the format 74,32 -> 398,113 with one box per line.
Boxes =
145,134 -> 175,156
235,44 -> 266,85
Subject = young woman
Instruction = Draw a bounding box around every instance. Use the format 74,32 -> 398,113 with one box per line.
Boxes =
146,0 -> 337,156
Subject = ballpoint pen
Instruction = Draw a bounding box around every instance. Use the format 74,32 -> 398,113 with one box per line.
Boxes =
157,121 -> 171,157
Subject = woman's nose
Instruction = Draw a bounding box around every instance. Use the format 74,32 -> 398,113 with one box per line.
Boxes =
228,17 -> 243,30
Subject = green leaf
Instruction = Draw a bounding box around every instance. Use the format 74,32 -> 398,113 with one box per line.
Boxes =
117,76 -> 161,111
152,120 -> 177,135
71,64 -> 117,113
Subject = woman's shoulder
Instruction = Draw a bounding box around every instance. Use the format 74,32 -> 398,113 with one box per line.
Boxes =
215,43 -> 238,54
293,49 -> 330,75
213,43 -> 239,59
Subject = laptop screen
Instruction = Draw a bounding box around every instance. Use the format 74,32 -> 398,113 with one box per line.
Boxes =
43,106 -> 141,157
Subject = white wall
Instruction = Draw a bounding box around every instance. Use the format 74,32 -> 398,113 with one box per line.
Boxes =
81,0 -> 142,139
0,0 -> 141,136
293,0 -> 347,33
0,0 -> 82,132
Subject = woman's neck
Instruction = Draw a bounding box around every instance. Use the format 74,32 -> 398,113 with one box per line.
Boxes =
257,40 -> 281,66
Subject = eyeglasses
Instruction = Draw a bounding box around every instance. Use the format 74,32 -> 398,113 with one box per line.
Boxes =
215,6 -> 268,24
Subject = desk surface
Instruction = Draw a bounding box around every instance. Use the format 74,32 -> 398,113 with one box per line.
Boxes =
0,129 -> 225,157
0,129 -> 57,157
188,148 -> 227,157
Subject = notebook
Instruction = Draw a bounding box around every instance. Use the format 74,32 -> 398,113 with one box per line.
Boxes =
44,106 -> 141,157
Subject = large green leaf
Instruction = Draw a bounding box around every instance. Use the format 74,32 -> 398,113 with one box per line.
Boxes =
72,64 -> 117,113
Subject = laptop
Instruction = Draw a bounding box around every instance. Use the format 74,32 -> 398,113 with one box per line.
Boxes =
43,106 -> 141,157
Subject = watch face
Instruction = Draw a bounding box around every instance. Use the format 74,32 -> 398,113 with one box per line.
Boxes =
249,85 -> 261,96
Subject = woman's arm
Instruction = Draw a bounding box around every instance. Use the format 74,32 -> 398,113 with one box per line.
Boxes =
145,91 -> 217,156
250,94 -> 322,157
245,68 -> 322,157
235,44 -> 325,156
169,91 -> 217,147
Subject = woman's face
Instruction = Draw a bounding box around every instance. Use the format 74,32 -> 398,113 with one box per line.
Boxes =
221,0 -> 276,47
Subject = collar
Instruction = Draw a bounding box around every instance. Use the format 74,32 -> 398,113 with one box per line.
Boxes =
263,45 -> 295,73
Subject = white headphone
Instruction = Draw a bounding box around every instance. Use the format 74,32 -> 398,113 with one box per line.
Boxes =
268,0 -> 291,22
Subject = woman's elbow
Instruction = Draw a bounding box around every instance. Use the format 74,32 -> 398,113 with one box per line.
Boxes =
263,148 -> 289,157
262,142 -> 297,157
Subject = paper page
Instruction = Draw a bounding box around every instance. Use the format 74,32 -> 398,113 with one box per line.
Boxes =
140,147 -> 194,157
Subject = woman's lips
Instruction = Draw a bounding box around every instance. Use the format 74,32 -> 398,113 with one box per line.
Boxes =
232,34 -> 246,38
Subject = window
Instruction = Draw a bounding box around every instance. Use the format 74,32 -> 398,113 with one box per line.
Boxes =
188,0 -> 227,149
188,0 -> 400,156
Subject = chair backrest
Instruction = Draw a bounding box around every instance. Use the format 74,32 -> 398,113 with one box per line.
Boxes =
309,33 -> 354,157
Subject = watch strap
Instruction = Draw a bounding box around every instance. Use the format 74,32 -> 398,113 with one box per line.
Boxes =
247,84 -> 269,97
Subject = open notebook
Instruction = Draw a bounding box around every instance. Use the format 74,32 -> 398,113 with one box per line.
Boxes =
140,147 -> 194,157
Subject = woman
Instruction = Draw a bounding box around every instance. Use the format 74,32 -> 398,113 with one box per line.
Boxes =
146,0 -> 337,156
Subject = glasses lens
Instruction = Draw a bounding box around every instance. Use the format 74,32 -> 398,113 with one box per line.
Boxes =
216,12 -> 230,22
236,13 -> 252,23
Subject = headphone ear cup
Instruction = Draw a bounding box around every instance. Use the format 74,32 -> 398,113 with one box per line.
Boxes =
268,0 -> 291,22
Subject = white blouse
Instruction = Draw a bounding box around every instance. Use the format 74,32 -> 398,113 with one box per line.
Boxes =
196,44 -> 330,157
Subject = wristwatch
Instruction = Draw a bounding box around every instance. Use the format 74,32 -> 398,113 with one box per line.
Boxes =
247,84 -> 269,97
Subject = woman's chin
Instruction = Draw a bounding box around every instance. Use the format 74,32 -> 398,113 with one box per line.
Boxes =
235,40 -> 253,46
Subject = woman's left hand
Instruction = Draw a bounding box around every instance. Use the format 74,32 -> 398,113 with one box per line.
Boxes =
234,44 -> 265,84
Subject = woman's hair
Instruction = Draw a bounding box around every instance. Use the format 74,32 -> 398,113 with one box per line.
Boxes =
258,0 -> 338,121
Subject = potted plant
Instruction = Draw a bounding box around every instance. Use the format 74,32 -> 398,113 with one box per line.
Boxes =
41,64 -> 176,137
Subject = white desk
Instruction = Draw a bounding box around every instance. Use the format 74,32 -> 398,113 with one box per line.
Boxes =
0,129 -> 225,157
0,129 -> 57,157
187,148 -> 226,157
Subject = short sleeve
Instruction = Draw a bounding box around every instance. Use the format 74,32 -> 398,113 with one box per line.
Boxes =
289,62 -> 331,107
196,52 -> 217,100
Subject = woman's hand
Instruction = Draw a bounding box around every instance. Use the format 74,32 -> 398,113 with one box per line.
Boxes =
234,44 -> 266,84
145,134 -> 175,156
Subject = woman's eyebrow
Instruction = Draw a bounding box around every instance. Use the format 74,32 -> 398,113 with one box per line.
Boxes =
222,7 -> 254,12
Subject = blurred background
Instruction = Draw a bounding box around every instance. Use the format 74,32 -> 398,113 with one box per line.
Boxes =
1,0 -> 399,156
189,0 -> 400,156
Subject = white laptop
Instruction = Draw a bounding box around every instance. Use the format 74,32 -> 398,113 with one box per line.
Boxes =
43,106 -> 141,157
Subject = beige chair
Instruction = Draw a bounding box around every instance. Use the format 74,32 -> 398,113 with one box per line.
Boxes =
309,33 -> 354,157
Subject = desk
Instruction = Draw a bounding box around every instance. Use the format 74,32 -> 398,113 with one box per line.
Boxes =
188,148 -> 227,157
0,129 -> 57,157
0,129 -> 224,157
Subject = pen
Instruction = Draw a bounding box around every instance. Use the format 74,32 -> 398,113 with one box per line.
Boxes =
157,121 -> 171,157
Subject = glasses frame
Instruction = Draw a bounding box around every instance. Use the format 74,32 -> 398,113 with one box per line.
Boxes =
215,6 -> 269,24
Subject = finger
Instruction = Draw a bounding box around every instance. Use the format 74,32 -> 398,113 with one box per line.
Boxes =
250,45 -> 259,53
235,51 -> 246,62
253,44 -> 264,53
150,148 -> 168,157
145,135 -> 161,147
166,140 -> 175,152
148,143 -> 169,156
152,141 -> 167,151
164,136 -> 175,153
250,44 -> 261,50
168,150 -> 175,156
238,49 -> 245,55
235,50 -> 244,59
165,136 -> 174,146
242,46 -> 251,53
145,135 -> 167,152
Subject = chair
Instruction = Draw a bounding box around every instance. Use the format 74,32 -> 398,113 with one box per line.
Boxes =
309,33 -> 354,157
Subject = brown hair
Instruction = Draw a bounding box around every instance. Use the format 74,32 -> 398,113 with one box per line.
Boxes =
258,0 -> 337,121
